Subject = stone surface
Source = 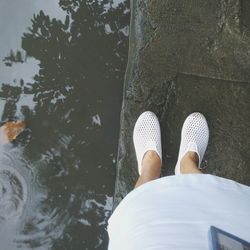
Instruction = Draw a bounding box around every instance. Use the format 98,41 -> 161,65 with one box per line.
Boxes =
113,0 -> 250,209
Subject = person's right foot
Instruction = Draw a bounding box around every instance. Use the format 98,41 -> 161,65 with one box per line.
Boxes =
180,151 -> 201,174
175,112 -> 209,175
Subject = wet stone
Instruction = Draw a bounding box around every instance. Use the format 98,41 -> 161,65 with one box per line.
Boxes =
114,0 -> 250,209
241,0 -> 250,29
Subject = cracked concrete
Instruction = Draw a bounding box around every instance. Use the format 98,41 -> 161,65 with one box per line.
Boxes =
113,0 -> 250,209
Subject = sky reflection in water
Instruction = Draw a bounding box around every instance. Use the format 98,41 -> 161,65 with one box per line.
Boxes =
0,0 -> 129,249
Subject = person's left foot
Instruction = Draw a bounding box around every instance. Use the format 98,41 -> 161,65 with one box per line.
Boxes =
141,150 -> 162,175
133,111 -> 162,175
135,150 -> 162,188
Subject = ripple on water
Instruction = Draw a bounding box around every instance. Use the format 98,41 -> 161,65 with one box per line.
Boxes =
0,145 -> 28,222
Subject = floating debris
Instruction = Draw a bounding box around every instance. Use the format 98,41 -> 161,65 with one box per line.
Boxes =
92,114 -> 101,126
0,121 -> 26,144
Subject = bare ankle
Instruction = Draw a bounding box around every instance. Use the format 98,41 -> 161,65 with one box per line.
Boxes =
184,151 -> 199,163
141,150 -> 161,175
180,151 -> 201,174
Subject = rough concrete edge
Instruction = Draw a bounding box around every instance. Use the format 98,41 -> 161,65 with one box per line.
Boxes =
112,0 -> 174,210
112,0 -> 140,211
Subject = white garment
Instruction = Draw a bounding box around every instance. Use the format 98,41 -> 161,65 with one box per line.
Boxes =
108,174 -> 250,250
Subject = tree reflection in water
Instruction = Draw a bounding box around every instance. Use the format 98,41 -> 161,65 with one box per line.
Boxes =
0,0 -> 129,249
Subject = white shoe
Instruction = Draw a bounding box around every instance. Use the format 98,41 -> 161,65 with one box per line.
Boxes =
175,112 -> 209,175
133,111 -> 162,175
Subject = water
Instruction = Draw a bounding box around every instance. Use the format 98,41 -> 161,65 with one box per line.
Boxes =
0,0 -> 130,249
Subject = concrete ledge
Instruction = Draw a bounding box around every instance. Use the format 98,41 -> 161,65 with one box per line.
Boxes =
113,0 -> 250,209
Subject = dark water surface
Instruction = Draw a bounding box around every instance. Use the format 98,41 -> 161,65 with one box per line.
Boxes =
0,0 -> 129,249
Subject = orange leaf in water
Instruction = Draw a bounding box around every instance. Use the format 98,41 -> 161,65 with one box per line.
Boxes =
0,121 -> 26,144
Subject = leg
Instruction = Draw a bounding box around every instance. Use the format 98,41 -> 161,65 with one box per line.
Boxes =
180,151 -> 202,174
135,150 -> 162,188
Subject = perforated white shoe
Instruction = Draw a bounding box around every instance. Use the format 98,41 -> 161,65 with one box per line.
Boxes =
175,112 -> 209,175
133,111 -> 162,175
